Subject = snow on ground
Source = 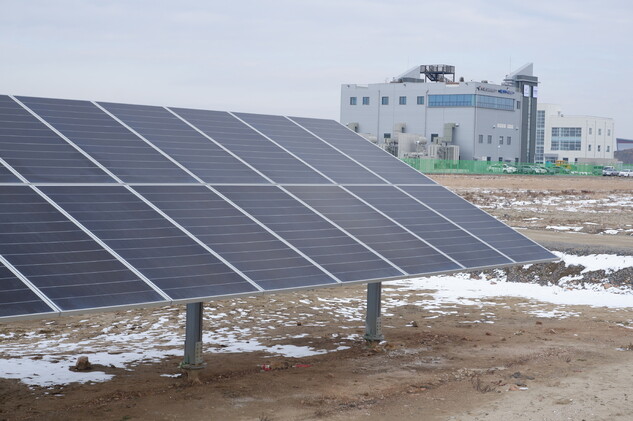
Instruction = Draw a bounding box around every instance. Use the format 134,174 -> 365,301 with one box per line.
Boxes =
554,251 -> 633,274
475,192 -> 633,214
1,252 -> 632,388
545,225 -> 583,232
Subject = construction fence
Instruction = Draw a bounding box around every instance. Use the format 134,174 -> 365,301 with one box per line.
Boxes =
401,158 -> 631,176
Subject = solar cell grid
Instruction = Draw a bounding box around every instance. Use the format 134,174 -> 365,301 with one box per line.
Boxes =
170,108 -> 331,184
16,97 -> 196,183
346,185 -> 512,267
0,161 -> 19,182
40,186 -> 259,300
134,185 -> 339,290
402,185 -> 554,261
0,96 -> 114,183
98,102 -> 268,184
285,185 -> 461,275
234,113 -> 385,184
289,116 -> 436,185
0,186 -> 165,311
215,185 -> 403,282
0,263 -> 54,318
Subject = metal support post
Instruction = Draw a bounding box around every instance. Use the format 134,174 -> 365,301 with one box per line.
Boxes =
364,282 -> 384,342
182,302 -> 206,371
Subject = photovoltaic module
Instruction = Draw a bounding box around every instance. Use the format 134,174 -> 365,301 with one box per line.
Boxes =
0,95 -> 556,320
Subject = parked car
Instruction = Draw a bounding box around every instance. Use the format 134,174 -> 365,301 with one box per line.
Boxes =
519,165 -> 547,174
546,166 -> 571,175
618,169 -> 633,177
501,164 -> 517,174
487,163 -> 517,174
516,165 -> 534,174
602,166 -> 618,176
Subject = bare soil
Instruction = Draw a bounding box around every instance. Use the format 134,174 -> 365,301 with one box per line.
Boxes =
1,174 -> 632,421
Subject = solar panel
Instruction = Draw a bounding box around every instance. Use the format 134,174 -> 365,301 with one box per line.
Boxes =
0,262 -> 55,318
284,185 -> 462,275
234,113 -> 385,184
17,97 -> 196,183
0,96 -> 114,183
215,185 -> 403,282
401,185 -> 554,262
289,116 -> 436,185
98,102 -> 268,184
0,186 -> 166,311
39,185 -> 259,300
170,108 -> 331,184
0,94 -> 556,321
133,185 -> 339,290
346,185 -> 512,267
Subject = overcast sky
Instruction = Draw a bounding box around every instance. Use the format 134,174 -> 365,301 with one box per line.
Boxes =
2,0 -> 632,137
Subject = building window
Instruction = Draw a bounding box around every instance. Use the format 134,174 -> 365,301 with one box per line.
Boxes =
362,96 -> 370,105
486,156 -> 491,162
399,96 -> 407,105
478,134 -> 483,144
498,157 -> 503,162
515,157 -> 519,163
350,97 -> 357,105
507,136 -> 511,145
608,129 -> 611,136
476,95 -> 514,111
598,128 -> 602,135
429,94 -> 475,107
588,144 -> 592,151
487,135 -> 492,144
425,93 -> 519,110
381,96 -> 389,105
517,101 -> 521,109
607,146 -> 610,152
499,136 -> 504,145
416,96 -> 425,105
384,133 -> 391,139
589,127 -> 592,135
597,145 -> 601,152
551,127 -> 582,151
535,110 -> 545,163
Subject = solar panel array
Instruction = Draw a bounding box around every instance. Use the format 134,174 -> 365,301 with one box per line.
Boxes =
0,95 -> 556,320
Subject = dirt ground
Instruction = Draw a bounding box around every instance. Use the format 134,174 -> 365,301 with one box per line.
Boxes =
1,175 -> 633,421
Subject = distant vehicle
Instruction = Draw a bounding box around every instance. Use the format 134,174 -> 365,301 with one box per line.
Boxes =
602,166 -> 618,176
516,165 -> 533,174
546,166 -> 571,175
519,165 -> 546,174
555,160 -> 572,170
618,169 -> 632,177
487,163 -> 517,174
502,164 -> 517,174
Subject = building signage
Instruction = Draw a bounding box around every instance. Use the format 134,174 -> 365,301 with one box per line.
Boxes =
523,85 -> 530,97
532,86 -> 538,98
477,86 -> 514,95
476,86 -> 497,93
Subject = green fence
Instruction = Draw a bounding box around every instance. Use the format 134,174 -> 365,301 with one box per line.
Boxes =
401,158 -> 630,176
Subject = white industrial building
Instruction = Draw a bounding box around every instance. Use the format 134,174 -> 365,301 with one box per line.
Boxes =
536,104 -> 615,164
340,64 -> 539,163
